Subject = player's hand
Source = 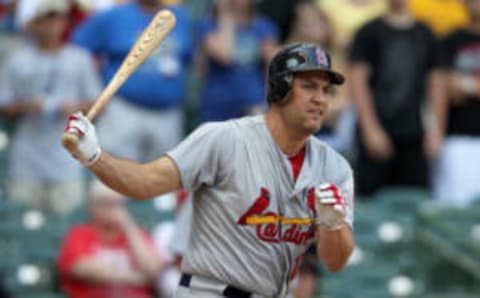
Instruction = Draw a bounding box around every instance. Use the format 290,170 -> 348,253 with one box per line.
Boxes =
363,125 -> 393,161
314,183 -> 346,230
64,112 -> 101,167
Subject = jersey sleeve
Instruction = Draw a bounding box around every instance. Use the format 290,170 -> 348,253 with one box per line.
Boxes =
166,122 -> 235,193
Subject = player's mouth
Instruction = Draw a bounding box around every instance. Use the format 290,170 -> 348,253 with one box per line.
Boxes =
307,109 -> 324,118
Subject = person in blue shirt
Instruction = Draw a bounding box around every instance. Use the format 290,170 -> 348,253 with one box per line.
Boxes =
72,0 -> 193,162
197,0 -> 279,122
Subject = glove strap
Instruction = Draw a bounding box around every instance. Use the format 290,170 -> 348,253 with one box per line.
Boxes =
316,220 -> 345,231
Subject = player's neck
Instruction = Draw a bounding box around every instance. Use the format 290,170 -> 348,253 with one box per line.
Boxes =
265,112 -> 308,157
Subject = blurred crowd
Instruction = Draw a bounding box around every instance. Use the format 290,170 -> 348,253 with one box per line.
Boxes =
0,0 -> 479,297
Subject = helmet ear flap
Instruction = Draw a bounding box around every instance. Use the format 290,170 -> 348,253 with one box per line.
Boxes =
268,74 -> 292,104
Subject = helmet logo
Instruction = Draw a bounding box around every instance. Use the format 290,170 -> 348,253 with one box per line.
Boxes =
286,52 -> 307,69
315,48 -> 329,67
286,58 -> 299,68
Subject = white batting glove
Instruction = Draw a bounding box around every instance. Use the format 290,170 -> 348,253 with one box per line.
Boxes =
64,112 -> 101,167
314,183 -> 346,230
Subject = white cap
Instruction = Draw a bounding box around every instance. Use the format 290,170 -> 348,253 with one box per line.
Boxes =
16,0 -> 70,29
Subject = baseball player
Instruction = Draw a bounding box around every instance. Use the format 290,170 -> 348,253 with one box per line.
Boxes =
64,43 -> 355,298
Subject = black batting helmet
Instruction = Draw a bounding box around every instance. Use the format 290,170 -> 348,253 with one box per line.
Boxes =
266,43 -> 345,103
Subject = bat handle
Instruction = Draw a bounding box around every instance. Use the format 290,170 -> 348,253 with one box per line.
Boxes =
62,131 -> 79,152
62,101 -> 99,152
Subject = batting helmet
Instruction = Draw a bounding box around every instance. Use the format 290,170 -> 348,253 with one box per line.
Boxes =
266,43 -> 345,103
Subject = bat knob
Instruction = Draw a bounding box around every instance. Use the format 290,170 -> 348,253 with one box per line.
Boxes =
62,132 -> 79,153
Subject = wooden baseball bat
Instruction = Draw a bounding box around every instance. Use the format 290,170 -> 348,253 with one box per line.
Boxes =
62,9 -> 176,152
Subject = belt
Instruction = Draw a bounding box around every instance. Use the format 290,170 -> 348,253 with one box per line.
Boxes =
179,273 -> 252,298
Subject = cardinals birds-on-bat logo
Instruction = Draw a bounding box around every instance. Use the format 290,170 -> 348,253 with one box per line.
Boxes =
237,188 -> 316,245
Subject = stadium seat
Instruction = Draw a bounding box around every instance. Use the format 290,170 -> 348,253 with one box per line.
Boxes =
415,201 -> 480,294
4,261 -> 60,297
0,223 -> 24,271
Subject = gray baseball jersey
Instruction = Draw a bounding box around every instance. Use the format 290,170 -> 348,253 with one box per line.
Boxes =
167,115 -> 354,297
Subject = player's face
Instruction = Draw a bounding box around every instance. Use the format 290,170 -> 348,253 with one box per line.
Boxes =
283,71 -> 334,134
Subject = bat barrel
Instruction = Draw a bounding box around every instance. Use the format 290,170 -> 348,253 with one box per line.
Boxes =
62,9 -> 176,152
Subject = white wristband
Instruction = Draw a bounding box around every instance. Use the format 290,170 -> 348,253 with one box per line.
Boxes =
83,148 -> 102,167
318,221 -> 345,231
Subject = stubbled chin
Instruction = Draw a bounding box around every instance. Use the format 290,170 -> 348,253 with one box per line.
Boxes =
305,120 -> 323,134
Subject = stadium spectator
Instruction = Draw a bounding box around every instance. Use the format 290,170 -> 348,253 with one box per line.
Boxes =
409,0 -> 469,37
0,0 -> 101,214
286,0 -> 353,154
349,0 -> 442,196
258,0 -> 297,41
0,0 -> 14,30
318,0 -> 386,52
286,1 -> 332,50
0,0 -> 21,62
434,0 -> 480,207
73,0 -> 193,162
57,180 -> 161,298
196,0 -> 279,122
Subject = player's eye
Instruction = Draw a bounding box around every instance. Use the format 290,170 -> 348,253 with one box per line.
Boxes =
324,85 -> 336,96
301,82 -> 316,90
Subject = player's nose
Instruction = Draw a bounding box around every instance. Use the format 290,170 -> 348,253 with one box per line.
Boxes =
311,89 -> 328,106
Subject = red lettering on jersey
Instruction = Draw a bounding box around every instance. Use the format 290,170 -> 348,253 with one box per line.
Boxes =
238,188 -> 315,245
282,224 -> 315,245
257,212 -> 281,243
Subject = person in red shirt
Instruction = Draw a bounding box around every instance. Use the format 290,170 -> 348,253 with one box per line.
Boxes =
57,180 -> 162,298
